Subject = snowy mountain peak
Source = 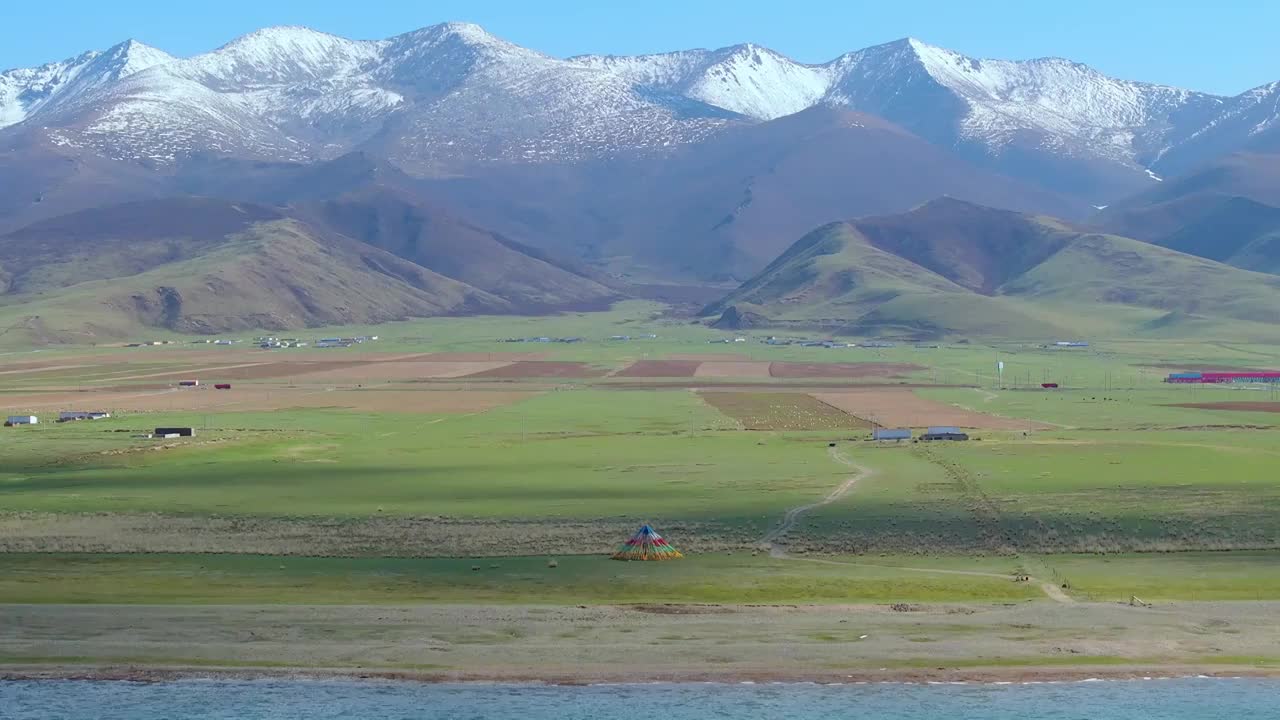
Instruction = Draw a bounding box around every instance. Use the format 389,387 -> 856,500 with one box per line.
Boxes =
388,21 -> 527,55
185,25 -> 383,87
0,39 -> 176,129
434,21 -> 498,43
100,39 -> 176,77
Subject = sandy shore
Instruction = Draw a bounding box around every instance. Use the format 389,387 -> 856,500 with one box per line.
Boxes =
2,601 -> 1278,684
4,664 -> 1280,685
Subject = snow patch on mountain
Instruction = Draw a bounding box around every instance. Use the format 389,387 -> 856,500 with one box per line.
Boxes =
575,44 -> 830,120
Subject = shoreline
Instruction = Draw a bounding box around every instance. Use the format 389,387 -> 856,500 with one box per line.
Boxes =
6,602 -> 1280,687
5,664 -> 1280,685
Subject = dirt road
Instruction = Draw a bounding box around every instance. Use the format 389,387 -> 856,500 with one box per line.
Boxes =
762,446 -> 868,555
765,446 -> 1074,603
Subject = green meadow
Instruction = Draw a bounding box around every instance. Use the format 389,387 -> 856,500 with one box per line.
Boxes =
0,553 -> 1044,605
4,304 -> 1280,605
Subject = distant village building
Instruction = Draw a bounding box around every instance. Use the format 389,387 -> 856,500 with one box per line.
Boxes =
154,427 -> 195,437
873,428 -> 912,441
922,426 -> 969,441
1165,371 -> 1280,384
58,411 -> 110,422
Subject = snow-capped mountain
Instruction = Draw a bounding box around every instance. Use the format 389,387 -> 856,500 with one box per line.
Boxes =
578,38 -> 1235,195
1150,80 -> 1280,175
2,23 -> 738,169
826,39 -> 1225,163
1,23 -> 1276,196
0,39 -> 174,128
575,44 -> 829,121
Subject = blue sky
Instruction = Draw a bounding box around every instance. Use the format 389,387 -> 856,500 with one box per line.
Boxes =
4,0 -> 1277,95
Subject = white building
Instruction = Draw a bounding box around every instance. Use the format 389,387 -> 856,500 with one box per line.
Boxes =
59,411 -> 111,422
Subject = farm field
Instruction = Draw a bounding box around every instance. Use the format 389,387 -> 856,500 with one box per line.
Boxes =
700,391 -> 871,431
4,302 -> 1280,682
812,389 -> 1050,430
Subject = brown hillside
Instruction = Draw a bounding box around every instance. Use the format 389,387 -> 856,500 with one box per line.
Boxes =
422,105 -> 1087,281
303,188 -> 616,311
851,198 -> 1076,294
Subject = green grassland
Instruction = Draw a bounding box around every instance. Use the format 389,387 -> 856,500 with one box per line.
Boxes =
0,553 -> 1044,604
0,391 -> 842,526
5,306 -> 1280,606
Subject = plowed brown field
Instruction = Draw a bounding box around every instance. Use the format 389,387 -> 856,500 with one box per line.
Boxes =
770,362 -> 925,379
701,392 -> 872,430
414,352 -> 547,362
0,387 -> 531,414
285,361 -> 512,382
461,361 -> 608,378
612,360 -> 702,378
694,361 -> 774,378
812,389 -> 1049,429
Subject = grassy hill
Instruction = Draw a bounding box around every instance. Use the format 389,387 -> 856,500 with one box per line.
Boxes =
0,197 -> 616,344
705,198 -> 1280,340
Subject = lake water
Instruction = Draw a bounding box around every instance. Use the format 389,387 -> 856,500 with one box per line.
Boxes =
2,678 -> 1276,719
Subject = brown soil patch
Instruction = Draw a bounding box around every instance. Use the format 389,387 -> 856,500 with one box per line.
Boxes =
79,362 -> 274,383
462,361 -> 608,379
667,353 -> 753,361
88,358 -> 525,385
812,389 -> 1049,430
694,361 -> 774,378
414,352 -> 547,362
701,392 -> 872,430
1169,402 -> 1280,414
612,360 -> 702,378
283,361 -> 512,383
771,362 -> 925,379
0,363 -> 95,376
609,381 -> 971,391
0,387 -> 531,414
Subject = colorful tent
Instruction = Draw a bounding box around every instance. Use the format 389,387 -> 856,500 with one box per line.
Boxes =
612,524 -> 683,561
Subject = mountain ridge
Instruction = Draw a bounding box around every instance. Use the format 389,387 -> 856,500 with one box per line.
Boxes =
3,23 -> 1275,197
